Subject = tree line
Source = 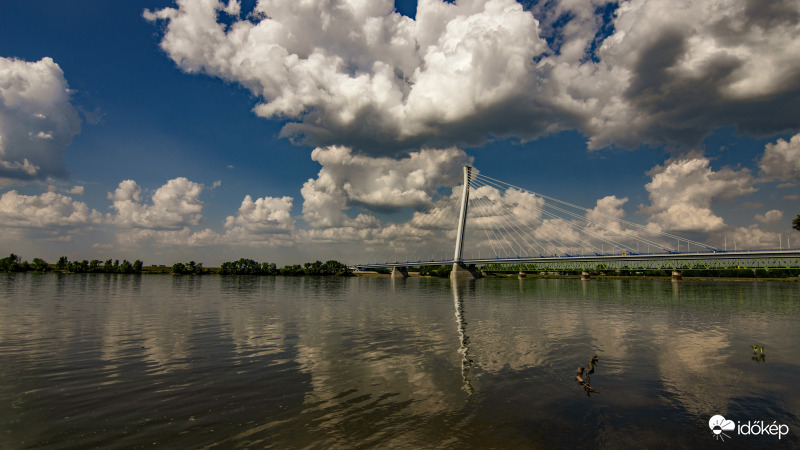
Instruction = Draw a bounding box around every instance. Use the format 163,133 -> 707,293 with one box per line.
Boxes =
216,258 -> 351,276
0,254 -> 49,272
1,253 -> 351,277
0,254 -> 144,274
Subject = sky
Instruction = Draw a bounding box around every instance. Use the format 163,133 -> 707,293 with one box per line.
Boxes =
1,0 -> 799,267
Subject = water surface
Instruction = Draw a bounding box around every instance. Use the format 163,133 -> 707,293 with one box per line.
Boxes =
1,273 -> 798,448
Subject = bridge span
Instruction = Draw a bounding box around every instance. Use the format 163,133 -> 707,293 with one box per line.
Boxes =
354,249 -> 800,272
353,166 -> 800,279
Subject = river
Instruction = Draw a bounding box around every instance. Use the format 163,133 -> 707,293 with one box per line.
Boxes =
1,273 -> 798,448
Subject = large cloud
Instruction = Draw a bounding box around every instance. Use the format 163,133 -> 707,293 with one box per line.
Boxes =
641,155 -> 755,233
224,194 -> 294,233
758,133 -> 800,181
571,0 -> 800,149
0,57 -> 81,183
300,145 -> 471,228
106,179 -> 298,248
146,0 -> 800,152
145,0 -> 548,151
0,188 -> 101,228
107,177 -> 204,229
754,209 -> 783,225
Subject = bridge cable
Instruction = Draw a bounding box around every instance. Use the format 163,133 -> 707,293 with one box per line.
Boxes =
472,176 -> 649,257
473,174 -> 676,254
471,184 -> 556,256
469,192 -> 527,257
470,177 -> 598,256
476,173 -> 719,251
376,181 -> 462,265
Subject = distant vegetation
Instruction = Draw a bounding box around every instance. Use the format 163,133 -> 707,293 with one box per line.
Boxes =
218,258 -> 351,276
419,265 -> 453,277
1,254 -> 143,274
218,258 -> 277,275
56,256 -> 144,274
0,253 -> 352,277
171,261 -> 206,275
0,254 -> 42,272
4,252 -> 797,278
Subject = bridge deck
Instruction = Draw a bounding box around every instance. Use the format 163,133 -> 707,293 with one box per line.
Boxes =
354,249 -> 800,271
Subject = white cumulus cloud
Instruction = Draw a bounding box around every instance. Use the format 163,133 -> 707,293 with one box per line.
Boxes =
729,225 -> 782,250
301,145 -> 471,228
146,0 -> 800,152
754,209 -> 783,225
758,133 -> 800,181
107,177 -> 204,229
224,194 -> 294,233
641,155 -> 755,233
0,189 -> 101,228
0,57 -> 81,183
108,184 -> 298,248
145,0 -> 548,151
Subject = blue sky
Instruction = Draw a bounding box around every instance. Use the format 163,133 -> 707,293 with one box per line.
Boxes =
1,0 -> 799,266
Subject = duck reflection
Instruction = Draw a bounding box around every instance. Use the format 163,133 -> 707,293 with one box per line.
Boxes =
451,280 -> 474,396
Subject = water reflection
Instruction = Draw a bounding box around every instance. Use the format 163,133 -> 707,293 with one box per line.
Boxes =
451,280 -> 474,395
2,274 -> 800,448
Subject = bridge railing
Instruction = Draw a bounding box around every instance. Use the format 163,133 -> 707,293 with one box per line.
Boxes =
353,249 -> 800,271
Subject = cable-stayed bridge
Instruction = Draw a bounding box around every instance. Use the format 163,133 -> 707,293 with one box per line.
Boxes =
354,167 -> 800,279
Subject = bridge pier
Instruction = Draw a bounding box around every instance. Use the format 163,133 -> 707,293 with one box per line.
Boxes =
451,263 -> 480,280
581,271 -> 590,281
672,270 -> 682,281
391,267 -> 409,278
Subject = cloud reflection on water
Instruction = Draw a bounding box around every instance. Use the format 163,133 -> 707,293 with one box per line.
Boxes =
2,274 -> 799,447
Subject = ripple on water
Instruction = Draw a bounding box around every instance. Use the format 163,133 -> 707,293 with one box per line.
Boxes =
1,274 -> 799,448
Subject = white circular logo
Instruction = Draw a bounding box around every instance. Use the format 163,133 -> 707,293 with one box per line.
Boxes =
709,415 -> 735,441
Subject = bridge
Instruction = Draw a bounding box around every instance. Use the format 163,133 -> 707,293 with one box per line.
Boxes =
354,167 -> 800,280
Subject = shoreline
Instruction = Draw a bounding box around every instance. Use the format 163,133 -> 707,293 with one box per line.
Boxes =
354,271 -> 800,282
7,270 -> 798,282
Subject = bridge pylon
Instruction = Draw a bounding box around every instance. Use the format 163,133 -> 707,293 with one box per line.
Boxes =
451,166 -> 480,280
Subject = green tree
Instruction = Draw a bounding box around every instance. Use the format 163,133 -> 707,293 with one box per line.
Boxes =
1,253 -> 16,271
172,260 -> 205,275
793,214 -> 800,232
234,258 -> 260,274
0,254 -> 25,272
32,258 -> 49,272
70,260 -> 90,273
304,260 -> 323,275
419,265 -> 452,277
133,260 -> 143,273
56,256 -> 69,271
261,262 -> 278,275
280,264 -> 303,276
219,261 -> 233,275
321,260 -> 351,276
172,262 -> 186,275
